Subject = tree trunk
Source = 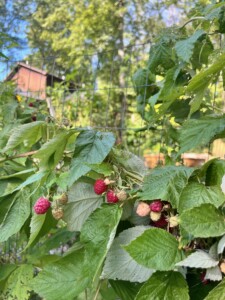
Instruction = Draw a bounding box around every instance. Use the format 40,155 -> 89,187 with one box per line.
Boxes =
117,0 -> 126,144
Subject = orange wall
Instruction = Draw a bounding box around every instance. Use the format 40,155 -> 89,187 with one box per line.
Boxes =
12,67 -> 47,100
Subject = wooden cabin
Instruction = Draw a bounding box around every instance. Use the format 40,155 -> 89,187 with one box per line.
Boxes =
5,62 -> 63,100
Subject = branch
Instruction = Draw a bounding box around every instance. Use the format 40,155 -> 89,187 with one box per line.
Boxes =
0,150 -> 37,163
180,17 -> 206,29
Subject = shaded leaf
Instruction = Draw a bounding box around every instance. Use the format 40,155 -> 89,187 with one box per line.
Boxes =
102,226 -> 153,282
148,42 -> 175,72
206,159 -> 225,186
0,189 -> 31,242
25,214 -> 46,249
218,235 -> 225,254
110,280 -> 142,300
158,67 -> 185,114
112,148 -> 147,178
0,265 -> 17,282
176,250 -> 219,269
205,267 -> 222,282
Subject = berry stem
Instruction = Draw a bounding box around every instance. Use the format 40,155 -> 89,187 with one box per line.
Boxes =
0,150 -> 38,163
93,281 -> 101,300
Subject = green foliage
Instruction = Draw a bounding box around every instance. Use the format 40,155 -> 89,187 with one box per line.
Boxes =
140,166 -> 194,208
3,121 -> 46,152
0,189 -> 31,242
31,205 -> 122,300
101,226 -> 153,282
68,130 -> 115,186
1,2 -> 225,299
64,181 -> 103,231
109,280 -> 142,300
180,204 -> 225,238
179,183 -> 225,213
204,279 -> 225,300
178,116 -> 225,154
135,271 -> 189,300
175,30 -> 205,63
1,265 -> 33,300
34,131 -> 73,170
124,228 -> 184,271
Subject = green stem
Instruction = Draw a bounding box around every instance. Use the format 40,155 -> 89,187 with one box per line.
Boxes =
93,282 -> 101,300
180,17 -> 206,29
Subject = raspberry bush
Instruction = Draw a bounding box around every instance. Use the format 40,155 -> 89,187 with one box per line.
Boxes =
0,3 -> 225,299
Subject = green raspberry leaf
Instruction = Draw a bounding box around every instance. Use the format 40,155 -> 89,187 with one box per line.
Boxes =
31,205 -> 122,300
180,204 -> 225,238
135,271 -> 189,300
68,130 -> 115,186
204,278 -> 225,300
124,228 -> 184,271
179,182 -> 225,213
140,166 -> 194,208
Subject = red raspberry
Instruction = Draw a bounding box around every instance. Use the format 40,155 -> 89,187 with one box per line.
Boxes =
94,179 -> 107,195
149,200 -> 163,212
106,190 -> 119,203
31,115 -> 37,121
152,215 -> 168,228
34,197 -> 51,214
29,102 -> 34,107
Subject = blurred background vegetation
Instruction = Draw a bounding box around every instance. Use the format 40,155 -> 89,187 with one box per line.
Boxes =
0,0 -> 224,157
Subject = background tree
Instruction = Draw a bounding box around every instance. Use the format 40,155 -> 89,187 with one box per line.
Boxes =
8,0 -> 201,147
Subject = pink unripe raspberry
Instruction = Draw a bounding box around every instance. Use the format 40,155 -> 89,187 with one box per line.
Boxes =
220,261 -> 225,274
34,197 -> 51,214
106,190 -> 119,203
149,200 -> 163,212
136,202 -> 151,217
94,179 -> 107,195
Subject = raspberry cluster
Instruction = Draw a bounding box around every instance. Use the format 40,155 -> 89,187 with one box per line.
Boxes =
33,193 -> 68,220
136,199 -> 172,228
93,178 -> 127,204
